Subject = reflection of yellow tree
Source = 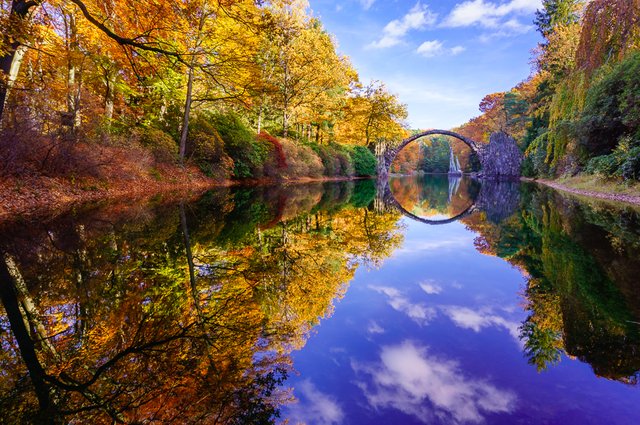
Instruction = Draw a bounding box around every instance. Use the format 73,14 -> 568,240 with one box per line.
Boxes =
0,183 -> 403,422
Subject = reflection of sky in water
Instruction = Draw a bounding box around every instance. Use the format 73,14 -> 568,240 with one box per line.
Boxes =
283,219 -> 639,425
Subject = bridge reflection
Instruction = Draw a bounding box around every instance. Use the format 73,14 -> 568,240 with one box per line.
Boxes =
376,175 -> 520,226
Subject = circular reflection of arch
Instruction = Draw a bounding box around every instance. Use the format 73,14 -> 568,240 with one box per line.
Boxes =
385,176 -> 480,225
388,194 -> 479,225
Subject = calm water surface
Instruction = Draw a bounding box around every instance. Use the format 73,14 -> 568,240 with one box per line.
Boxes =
1,176 -> 639,423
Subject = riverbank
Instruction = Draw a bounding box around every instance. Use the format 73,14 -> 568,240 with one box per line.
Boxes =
529,175 -> 640,206
0,166 -> 371,221
0,165 -> 219,221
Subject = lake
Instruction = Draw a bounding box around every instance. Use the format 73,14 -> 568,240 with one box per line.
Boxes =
1,176 -> 639,424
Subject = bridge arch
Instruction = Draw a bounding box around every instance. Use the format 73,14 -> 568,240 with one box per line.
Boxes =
382,129 -> 482,176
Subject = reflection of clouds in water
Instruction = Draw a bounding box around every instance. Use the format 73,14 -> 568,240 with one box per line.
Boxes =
420,280 -> 443,294
441,306 -> 521,343
353,341 -> 517,424
288,380 -> 344,425
370,286 -> 437,325
394,236 -> 472,256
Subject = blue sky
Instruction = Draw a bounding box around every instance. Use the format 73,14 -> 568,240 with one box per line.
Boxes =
308,0 -> 543,130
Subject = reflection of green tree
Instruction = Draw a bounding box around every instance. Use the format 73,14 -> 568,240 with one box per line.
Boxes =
465,185 -> 640,382
0,181 -> 403,422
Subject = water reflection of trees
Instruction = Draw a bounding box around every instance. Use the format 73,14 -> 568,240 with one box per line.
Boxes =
463,185 -> 640,384
0,181 -> 403,423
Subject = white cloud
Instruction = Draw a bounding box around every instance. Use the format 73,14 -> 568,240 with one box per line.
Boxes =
419,280 -> 443,294
443,0 -> 540,32
367,320 -> 386,335
353,341 -> 517,424
416,40 -> 466,58
370,286 -> 437,325
359,0 -> 375,10
288,380 -> 344,425
417,40 -> 444,57
441,306 -> 521,342
368,3 -> 437,49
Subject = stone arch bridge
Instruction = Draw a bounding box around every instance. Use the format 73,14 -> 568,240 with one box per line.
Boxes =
377,129 -> 523,180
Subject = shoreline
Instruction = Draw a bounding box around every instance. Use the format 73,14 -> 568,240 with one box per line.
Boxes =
0,172 -> 372,222
526,178 -> 640,207
4,171 -> 640,222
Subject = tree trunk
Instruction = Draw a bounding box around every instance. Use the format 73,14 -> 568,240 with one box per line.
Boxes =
0,1 -> 39,126
283,110 -> 289,138
0,254 -> 56,419
179,66 -> 194,162
257,103 -> 263,134
104,72 -> 115,122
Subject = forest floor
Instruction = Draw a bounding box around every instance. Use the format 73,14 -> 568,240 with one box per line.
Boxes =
532,175 -> 640,206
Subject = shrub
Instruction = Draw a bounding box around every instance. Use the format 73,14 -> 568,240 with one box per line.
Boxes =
137,127 -> 178,163
279,139 -> 324,178
210,114 -> 269,179
257,132 -> 287,168
621,146 -> 640,181
310,143 -> 355,177
190,131 -> 234,180
585,153 -> 623,177
348,145 -> 377,176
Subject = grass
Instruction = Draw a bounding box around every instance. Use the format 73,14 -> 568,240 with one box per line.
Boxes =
555,175 -> 640,197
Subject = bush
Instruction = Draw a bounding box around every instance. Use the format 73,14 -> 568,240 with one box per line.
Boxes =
584,143 -> 640,180
585,153 -> 623,177
310,143 -> 355,177
190,131 -> 234,179
621,146 -> 640,181
210,114 -> 269,179
137,127 -> 178,163
257,132 -> 287,168
279,139 -> 324,178
348,145 -> 377,176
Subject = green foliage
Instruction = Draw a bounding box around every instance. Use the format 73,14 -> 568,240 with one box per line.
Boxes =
578,52 -> 640,157
419,137 -> 449,173
585,144 -> 640,181
534,0 -> 581,37
348,180 -> 376,208
211,114 -> 270,179
585,153 -> 624,178
520,321 -> 563,372
526,131 -> 552,177
136,127 -> 178,163
348,145 -> 377,176
187,116 -> 234,179
521,156 -> 537,178
309,143 -> 355,177
621,146 -> 640,181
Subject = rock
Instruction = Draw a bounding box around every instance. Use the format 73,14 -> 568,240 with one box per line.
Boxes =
478,132 -> 523,178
